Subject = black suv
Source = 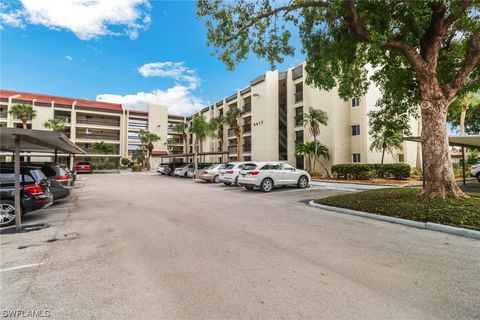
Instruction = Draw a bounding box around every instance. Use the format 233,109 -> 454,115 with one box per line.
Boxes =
2,163 -> 72,201
0,165 -> 54,227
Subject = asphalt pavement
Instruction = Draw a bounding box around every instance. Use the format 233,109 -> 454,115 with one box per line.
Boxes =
1,173 -> 479,320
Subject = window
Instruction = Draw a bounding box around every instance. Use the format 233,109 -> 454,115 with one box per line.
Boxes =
279,163 -> 295,171
398,154 -> 405,163
352,97 -> 360,107
295,107 -> 303,126
352,153 -> 361,163
295,130 -> 304,144
243,156 -> 251,161
351,125 -> 360,136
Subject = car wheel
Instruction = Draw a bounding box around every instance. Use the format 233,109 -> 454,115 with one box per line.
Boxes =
297,175 -> 309,189
234,176 -> 239,187
260,178 -> 273,192
223,182 -> 231,186
244,186 -> 254,190
184,172 -> 188,178
0,200 -> 17,227
213,175 -> 219,183
477,173 -> 480,183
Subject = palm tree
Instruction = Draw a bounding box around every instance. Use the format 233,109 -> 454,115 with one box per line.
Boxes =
44,118 -> 65,132
209,116 -> 225,152
303,107 -> 328,172
174,122 -> 189,155
369,128 -> 403,164
92,141 -> 114,165
224,107 -> 243,160
138,130 -> 160,170
9,104 -> 37,129
190,115 -> 210,173
311,141 -> 331,176
295,142 -> 313,172
459,92 -> 479,135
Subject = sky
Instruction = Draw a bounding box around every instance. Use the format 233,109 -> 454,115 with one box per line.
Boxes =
0,0 -> 304,116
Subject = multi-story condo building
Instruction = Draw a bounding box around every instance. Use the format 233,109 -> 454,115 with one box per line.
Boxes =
0,89 -> 183,167
182,64 -> 418,172
0,63 -> 419,172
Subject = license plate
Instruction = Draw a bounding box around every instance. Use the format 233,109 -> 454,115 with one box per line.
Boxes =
241,174 -> 246,177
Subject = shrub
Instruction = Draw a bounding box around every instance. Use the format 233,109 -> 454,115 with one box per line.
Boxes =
130,163 -> 143,172
121,158 -> 131,167
332,163 -> 411,180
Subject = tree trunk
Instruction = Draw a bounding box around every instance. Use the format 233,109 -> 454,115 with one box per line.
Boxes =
235,123 -> 241,161
22,120 -> 27,129
381,148 -> 385,164
421,98 -> 466,198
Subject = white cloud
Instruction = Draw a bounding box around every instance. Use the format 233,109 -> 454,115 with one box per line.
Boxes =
0,0 -> 151,40
138,61 -> 201,89
96,85 -> 206,116
65,55 -> 73,61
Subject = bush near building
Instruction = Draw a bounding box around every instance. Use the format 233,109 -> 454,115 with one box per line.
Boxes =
332,163 -> 411,180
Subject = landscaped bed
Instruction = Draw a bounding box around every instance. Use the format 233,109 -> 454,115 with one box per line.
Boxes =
315,188 -> 480,231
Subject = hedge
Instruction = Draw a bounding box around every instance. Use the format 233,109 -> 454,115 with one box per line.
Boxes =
332,163 -> 411,180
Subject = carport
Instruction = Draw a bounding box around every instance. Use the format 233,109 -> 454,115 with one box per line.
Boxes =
0,128 -> 85,230
403,134 -> 480,186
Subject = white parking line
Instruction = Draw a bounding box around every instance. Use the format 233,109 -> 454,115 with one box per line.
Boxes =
0,263 -> 44,273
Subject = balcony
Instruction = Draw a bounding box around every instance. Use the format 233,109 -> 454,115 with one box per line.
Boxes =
295,91 -> 303,103
227,128 -> 236,137
243,103 -> 251,114
76,133 -> 120,141
228,146 -> 237,154
243,123 -> 251,133
243,144 -> 251,153
76,118 -> 120,127
0,110 -> 8,119
54,116 -> 72,124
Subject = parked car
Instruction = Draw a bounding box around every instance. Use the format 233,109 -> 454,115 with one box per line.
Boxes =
0,165 -> 54,227
196,164 -> 226,183
219,162 -> 257,186
186,169 -> 195,178
471,163 -> 480,182
238,162 -> 310,192
61,165 -> 76,186
156,164 -> 167,175
1,162 -> 71,201
162,162 -> 186,176
75,161 -> 93,174
174,164 -> 194,177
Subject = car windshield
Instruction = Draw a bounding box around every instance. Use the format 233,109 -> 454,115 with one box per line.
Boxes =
77,162 -> 90,165
223,164 -> 235,170
242,163 -> 257,170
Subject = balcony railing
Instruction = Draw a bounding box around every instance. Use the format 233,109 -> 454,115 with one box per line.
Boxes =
82,148 -> 119,155
228,146 -> 237,154
295,91 -> 303,103
76,133 -> 120,141
227,128 -> 236,137
77,118 -> 120,127
243,144 -> 251,152
0,111 -> 8,118
243,123 -> 251,133
243,103 -> 251,114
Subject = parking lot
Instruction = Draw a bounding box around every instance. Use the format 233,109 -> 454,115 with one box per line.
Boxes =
1,173 -> 479,320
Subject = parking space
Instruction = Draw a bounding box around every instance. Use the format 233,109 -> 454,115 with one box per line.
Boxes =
1,173 -> 479,320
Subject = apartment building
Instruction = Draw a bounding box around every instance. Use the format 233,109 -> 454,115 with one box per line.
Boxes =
0,90 -> 183,167
1,63 -> 418,172
181,64 -> 418,173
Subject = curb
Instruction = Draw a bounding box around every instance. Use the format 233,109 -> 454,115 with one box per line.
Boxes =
308,201 -> 480,240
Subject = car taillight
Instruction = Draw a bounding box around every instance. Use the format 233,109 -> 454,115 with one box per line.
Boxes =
203,171 -> 208,174
55,174 -> 70,181
226,170 -> 233,174
247,171 -> 259,176
24,185 -> 44,196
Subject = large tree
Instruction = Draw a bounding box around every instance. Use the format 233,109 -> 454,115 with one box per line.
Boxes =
138,130 -> 160,170
9,104 -> 36,129
190,114 -> 210,174
302,107 -> 329,176
197,0 -> 480,198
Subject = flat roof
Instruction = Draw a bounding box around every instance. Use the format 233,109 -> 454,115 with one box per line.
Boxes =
403,135 -> 480,149
1,128 -> 85,154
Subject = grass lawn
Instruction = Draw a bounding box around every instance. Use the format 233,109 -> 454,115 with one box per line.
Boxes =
315,188 -> 480,231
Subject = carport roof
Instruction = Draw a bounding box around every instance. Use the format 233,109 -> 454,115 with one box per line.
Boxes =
403,135 -> 480,149
1,128 -> 85,154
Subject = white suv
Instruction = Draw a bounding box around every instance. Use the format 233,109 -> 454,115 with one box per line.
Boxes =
218,162 -> 255,186
238,162 -> 310,192
471,163 -> 480,182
